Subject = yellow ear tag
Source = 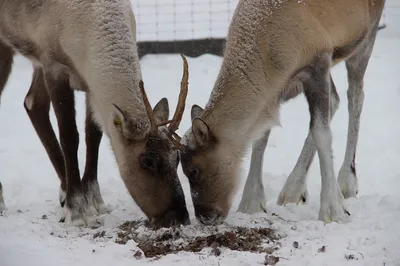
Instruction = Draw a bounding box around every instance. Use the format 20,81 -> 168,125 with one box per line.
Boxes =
114,118 -> 122,126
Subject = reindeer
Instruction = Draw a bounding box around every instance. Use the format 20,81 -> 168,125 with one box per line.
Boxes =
0,0 -> 191,228
180,0 -> 385,225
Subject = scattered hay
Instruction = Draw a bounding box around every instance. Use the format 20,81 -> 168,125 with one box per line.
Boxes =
114,220 -> 280,258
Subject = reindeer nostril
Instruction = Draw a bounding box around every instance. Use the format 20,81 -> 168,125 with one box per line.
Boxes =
189,168 -> 200,179
151,206 -> 190,229
195,205 -> 224,225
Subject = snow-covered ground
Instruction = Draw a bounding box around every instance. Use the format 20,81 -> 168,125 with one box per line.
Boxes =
1,1 -> 400,266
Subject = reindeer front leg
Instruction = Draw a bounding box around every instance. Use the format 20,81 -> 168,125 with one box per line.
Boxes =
81,95 -> 108,215
277,75 -> 340,206
43,69 -> 96,226
304,53 -> 349,223
338,27 -> 379,199
237,130 -> 270,214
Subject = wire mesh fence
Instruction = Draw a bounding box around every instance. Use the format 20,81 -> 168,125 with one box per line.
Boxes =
133,0 -> 238,41
132,0 -> 239,58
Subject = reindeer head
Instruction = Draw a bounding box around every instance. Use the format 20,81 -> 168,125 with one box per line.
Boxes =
180,105 -> 241,225
110,55 -> 190,228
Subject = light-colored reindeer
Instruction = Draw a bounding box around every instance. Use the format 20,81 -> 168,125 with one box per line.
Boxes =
0,0 -> 190,228
180,0 -> 385,224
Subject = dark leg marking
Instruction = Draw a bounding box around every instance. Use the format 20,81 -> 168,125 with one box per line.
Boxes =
24,68 -> 67,206
43,70 -> 94,225
0,41 -> 14,212
81,95 -> 107,214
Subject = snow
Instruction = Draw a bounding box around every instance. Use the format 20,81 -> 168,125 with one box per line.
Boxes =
1,1 -> 400,266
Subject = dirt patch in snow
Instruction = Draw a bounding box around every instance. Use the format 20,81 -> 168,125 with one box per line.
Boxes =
113,219 -> 281,258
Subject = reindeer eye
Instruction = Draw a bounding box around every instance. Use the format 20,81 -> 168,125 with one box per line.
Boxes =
141,155 -> 157,173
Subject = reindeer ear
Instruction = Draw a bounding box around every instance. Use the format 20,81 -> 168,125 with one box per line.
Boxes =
191,104 -> 204,122
192,118 -> 211,147
153,98 -> 169,122
112,104 -> 148,140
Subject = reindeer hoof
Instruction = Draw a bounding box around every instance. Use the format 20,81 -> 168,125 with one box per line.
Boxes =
319,204 -> 351,224
338,168 -> 358,199
59,186 -> 66,208
0,203 -> 6,215
61,192 -> 100,227
277,182 -> 309,206
83,180 -> 109,215
319,189 -> 351,224
237,198 -> 267,214
62,205 -> 99,227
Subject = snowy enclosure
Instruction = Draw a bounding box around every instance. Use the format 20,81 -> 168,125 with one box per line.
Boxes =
0,1 -> 400,266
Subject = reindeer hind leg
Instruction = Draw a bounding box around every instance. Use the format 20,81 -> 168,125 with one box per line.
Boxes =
24,68 -> 68,207
0,41 -> 14,213
338,22 -> 380,199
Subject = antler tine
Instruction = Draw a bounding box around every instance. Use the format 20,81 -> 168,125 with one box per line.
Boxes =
139,80 -> 158,133
157,119 -> 174,127
171,131 -> 182,142
168,54 -> 189,133
167,133 -> 185,150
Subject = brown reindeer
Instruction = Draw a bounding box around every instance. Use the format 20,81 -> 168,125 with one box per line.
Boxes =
0,0 -> 190,228
180,0 -> 385,225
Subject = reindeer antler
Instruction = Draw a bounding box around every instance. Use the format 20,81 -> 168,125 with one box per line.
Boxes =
139,54 -> 189,149
168,54 -> 189,133
166,54 -> 189,149
139,80 -> 158,133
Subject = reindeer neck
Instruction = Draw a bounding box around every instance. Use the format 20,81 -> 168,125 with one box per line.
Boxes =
81,40 -> 147,135
200,62 -> 268,142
